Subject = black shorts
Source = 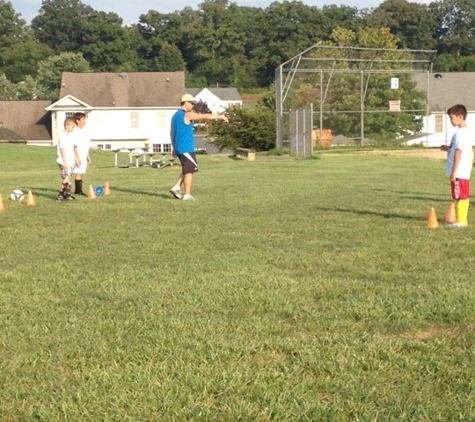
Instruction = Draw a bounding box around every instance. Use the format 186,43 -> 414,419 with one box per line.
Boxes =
178,152 -> 199,174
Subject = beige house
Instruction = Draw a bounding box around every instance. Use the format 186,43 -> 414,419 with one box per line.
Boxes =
45,71 -> 185,152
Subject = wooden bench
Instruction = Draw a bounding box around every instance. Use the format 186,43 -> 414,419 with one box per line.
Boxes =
235,148 -> 255,161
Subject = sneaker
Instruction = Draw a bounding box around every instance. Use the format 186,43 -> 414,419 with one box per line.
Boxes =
182,194 -> 195,201
447,221 -> 468,228
170,187 -> 182,199
57,193 -> 65,201
64,195 -> 75,201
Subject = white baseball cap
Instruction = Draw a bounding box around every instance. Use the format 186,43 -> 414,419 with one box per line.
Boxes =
180,93 -> 197,104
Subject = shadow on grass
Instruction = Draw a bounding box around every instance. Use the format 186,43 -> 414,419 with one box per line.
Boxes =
315,205 -> 425,221
112,186 -> 172,200
372,188 -> 447,203
30,187 -> 60,200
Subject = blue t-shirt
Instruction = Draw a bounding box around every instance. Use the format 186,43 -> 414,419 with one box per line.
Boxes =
171,109 -> 194,155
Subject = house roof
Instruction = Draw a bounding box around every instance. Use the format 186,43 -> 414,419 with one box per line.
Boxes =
187,87 -> 242,102
413,72 -> 475,112
59,71 -> 186,107
0,101 -> 52,141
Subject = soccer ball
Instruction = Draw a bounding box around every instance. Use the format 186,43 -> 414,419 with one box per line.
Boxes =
10,189 -> 25,201
94,186 -> 104,196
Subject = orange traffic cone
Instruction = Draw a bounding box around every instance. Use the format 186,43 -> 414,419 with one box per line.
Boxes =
445,202 -> 456,223
26,190 -> 36,206
427,207 -> 439,229
88,184 -> 96,199
0,194 -> 5,212
104,181 -> 111,196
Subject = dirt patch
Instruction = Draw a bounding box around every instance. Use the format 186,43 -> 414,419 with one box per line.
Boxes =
350,149 -> 447,160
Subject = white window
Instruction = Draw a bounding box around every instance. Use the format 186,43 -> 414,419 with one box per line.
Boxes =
158,111 -> 166,128
104,144 -> 112,150
435,115 -> 443,133
130,111 -> 139,129
153,144 -> 162,153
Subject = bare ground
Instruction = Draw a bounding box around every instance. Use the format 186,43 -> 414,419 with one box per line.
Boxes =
347,149 -> 447,160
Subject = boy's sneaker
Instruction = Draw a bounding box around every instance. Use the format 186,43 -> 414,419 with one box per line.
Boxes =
447,221 -> 468,228
57,193 -> 65,201
182,194 -> 195,201
170,187 -> 182,199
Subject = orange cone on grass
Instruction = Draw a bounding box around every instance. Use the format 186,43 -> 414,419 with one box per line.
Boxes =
104,181 -> 111,196
427,207 -> 439,229
26,190 -> 36,206
0,194 -> 5,212
445,202 -> 456,223
88,184 -> 96,199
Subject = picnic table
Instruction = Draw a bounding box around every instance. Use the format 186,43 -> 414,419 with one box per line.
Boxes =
113,148 -> 176,169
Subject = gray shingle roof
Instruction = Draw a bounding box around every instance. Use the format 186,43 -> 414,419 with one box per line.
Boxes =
0,100 -> 52,141
413,72 -> 475,112
187,87 -> 242,101
59,71 -> 186,107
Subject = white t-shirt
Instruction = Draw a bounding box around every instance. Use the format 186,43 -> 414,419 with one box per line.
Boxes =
56,131 -> 76,168
72,127 -> 91,174
446,126 -> 473,180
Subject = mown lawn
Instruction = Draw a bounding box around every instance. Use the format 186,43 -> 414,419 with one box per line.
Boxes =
1,144 -> 475,421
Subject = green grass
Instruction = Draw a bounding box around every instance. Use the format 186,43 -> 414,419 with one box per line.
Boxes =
1,144 -> 475,421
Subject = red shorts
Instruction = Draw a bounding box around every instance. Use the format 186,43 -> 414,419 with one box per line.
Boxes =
451,179 -> 470,200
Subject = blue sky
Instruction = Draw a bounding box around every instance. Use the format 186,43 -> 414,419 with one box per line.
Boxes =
13,0 -> 431,25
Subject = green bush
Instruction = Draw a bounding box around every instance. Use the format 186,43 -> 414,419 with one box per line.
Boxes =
207,105 -> 276,152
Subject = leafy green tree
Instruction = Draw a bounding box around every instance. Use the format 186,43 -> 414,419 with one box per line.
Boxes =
365,0 -> 437,50
249,1 -> 328,86
207,105 -> 275,151
0,0 -> 27,47
434,53 -> 475,71
430,0 -> 475,56
137,10 -> 194,71
35,52 -> 91,99
0,73 -> 17,99
322,5 -> 363,32
31,0 -> 94,52
2,37 -> 53,83
188,0 -> 249,86
16,75 -> 39,100
79,11 -> 137,71
153,42 -> 185,71
0,1 -> 53,82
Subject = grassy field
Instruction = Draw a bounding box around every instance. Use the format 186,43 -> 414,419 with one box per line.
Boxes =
1,144 -> 475,421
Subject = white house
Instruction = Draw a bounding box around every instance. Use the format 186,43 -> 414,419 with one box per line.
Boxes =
45,71 -> 186,153
408,72 -> 475,147
186,87 -> 242,114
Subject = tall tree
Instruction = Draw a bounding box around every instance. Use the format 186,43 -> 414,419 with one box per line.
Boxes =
250,1 -> 327,86
0,1 -> 52,82
366,0 -> 437,50
35,52 -> 90,99
79,11 -> 137,71
188,0 -> 248,85
31,0 -> 94,52
153,41 -> 185,71
430,0 -> 475,56
0,73 -> 17,99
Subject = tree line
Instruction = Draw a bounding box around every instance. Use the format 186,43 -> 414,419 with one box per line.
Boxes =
1,0 -> 474,100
